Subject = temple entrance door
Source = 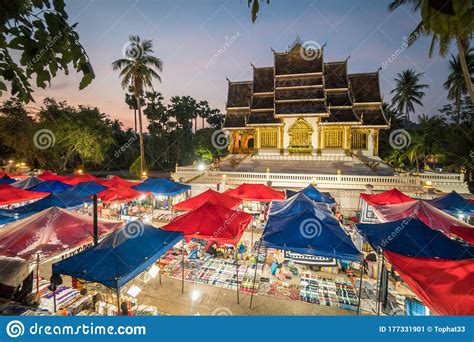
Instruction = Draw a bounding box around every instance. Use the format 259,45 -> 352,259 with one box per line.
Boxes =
247,138 -> 254,152
288,118 -> 313,154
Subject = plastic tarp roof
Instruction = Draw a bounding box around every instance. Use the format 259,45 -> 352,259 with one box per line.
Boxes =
133,178 -> 190,196
225,183 -> 285,202
27,180 -> 73,193
356,218 -> 474,260
428,191 -> 474,217
38,171 -> 72,183
262,193 -> 362,262
63,174 -> 107,186
0,184 -> 48,206
52,222 -> 182,289
385,251 -> 474,315
449,226 -> 474,245
0,207 -> 122,260
360,188 -> 414,206
96,187 -> 147,204
369,200 -> 473,238
67,181 -> 108,197
162,203 -> 252,245
11,177 -> 44,190
102,175 -> 140,188
286,184 -> 336,206
0,176 -> 16,185
174,189 -> 242,211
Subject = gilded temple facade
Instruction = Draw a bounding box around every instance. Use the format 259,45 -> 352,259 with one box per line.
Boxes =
223,39 -> 389,157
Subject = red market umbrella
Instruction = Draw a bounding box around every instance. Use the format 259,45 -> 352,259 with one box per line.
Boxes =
174,189 -> 242,211
96,187 -> 148,204
385,251 -> 474,316
0,206 -> 122,260
0,184 -> 48,206
102,175 -> 140,188
162,202 -> 252,245
360,188 -> 414,206
225,183 -> 285,202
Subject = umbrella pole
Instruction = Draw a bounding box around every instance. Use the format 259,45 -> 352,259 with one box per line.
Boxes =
116,288 -> 120,316
93,195 -> 98,245
378,253 -> 386,315
236,262 -> 240,304
181,241 -> 185,294
356,261 -> 364,316
159,258 -> 162,285
36,253 -> 40,294
375,250 -> 381,316
249,241 -> 262,310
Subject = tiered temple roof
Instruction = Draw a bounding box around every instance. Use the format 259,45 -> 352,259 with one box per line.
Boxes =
223,40 -> 388,128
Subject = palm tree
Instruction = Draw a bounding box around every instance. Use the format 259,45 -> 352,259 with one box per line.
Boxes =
390,69 -> 429,122
112,35 -> 163,175
444,48 -> 474,123
388,0 -> 473,102
125,92 -> 137,133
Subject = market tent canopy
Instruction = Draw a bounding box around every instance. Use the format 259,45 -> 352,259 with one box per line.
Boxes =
428,191 -> 474,217
0,176 -> 16,185
0,214 -> 16,225
96,187 -> 147,204
286,184 -> 336,206
27,180 -> 73,193
52,222 -> 182,289
385,251 -> 474,315
225,183 -> 285,202
67,181 -> 108,197
369,200 -> 473,237
133,178 -> 190,196
262,202 -> 362,262
269,192 -> 335,218
63,174 -> 107,186
174,189 -> 242,211
0,207 -> 122,260
449,226 -> 474,245
38,171 -> 72,183
162,203 -> 252,245
356,218 -> 474,260
360,189 -> 414,206
0,184 -> 48,206
102,175 -> 140,188
11,177 -> 44,190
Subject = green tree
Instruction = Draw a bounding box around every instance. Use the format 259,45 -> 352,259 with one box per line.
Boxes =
444,48 -> 474,123
112,35 -> 163,175
388,0 -> 473,101
390,69 -> 429,122
0,0 -> 94,102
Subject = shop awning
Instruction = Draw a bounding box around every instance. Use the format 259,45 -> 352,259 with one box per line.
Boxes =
225,183 -> 285,202
52,222 -> 182,289
385,251 -> 474,315
102,175 -> 140,188
162,203 -> 252,245
27,180 -> 73,193
67,181 -> 108,197
360,188 -> 414,206
174,189 -> 242,211
0,184 -> 48,206
356,218 -> 474,260
369,200 -> 473,237
0,207 -> 122,260
96,187 -> 147,204
11,177 -> 44,190
286,184 -> 336,206
428,191 -> 474,218
262,195 -> 362,262
133,178 -> 190,196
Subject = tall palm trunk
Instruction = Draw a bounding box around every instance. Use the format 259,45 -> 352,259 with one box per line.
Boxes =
136,95 -> 145,174
456,36 -> 474,102
134,108 -> 137,133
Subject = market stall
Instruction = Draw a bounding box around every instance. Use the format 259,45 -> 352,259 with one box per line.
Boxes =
96,186 -> 150,220
11,176 -> 44,190
286,184 -> 336,207
427,190 -> 474,221
27,180 -> 73,193
0,175 -> 16,185
0,184 -> 48,207
358,188 -> 415,224
102,175 -> 140,188
174,189 -> 242,211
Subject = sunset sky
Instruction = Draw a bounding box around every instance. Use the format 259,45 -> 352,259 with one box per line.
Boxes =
9,0 -> 459,129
